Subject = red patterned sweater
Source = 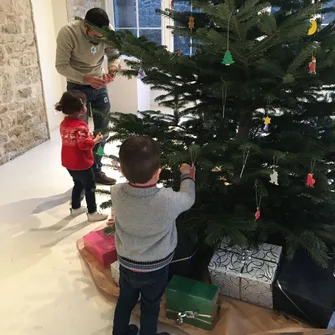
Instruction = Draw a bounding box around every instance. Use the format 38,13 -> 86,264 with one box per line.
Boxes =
60,117 -> 95,170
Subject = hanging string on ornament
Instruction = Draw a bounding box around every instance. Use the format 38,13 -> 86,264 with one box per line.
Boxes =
255,180 -> 263,221
189,145 -> 199,181
269,156 -> 279,186
306,159 -> 316,187
221,79 -> 227,118
188,16 -> 195,30
240,146 -> 250,178
221,11 -> 235,66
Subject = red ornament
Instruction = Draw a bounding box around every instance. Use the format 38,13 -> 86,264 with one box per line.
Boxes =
306,173 -> 316,187
309,57 -> 316,74
255,207 -> 261,220
171,0 -> 174,9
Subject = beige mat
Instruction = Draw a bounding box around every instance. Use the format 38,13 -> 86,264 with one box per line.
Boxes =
76,233 -> 330,335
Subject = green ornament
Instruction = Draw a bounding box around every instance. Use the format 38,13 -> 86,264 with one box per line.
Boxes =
221,50 -> 235,66
96,145 -> 104,156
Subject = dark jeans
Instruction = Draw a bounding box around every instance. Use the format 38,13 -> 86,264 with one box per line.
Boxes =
67,167 -> 97,214
113,265 -> 169,335
67,82 -> 111,175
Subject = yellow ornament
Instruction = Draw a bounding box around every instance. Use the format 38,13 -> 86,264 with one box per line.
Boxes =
308,19 -> 317,36
263,116 -> 271,132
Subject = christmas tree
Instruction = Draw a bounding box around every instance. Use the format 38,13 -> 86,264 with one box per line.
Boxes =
88,0 -> 335,266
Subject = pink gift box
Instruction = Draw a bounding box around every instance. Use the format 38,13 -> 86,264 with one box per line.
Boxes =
83,229 -> 117,266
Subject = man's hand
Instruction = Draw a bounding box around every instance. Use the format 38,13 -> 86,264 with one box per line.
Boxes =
94,132 -> 104,144
103,73 -> 115,85
83,75 -> 105,89
180,163 -> 191,175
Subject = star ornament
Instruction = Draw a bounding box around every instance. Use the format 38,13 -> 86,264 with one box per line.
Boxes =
264,116 -> 271,125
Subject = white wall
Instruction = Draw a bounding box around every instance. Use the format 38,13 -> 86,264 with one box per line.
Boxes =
30,0 -> 67,131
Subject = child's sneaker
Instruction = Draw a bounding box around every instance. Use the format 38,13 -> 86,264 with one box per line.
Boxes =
70,207 -> 87,217
87,211 -> 108,222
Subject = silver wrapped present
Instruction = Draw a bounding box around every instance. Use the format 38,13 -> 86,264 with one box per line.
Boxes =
208,240 -> 282,308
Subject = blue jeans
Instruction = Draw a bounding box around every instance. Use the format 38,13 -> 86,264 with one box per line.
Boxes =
113,265 -> 169,335
67,167 -> 96,214
67,82 -> 111,175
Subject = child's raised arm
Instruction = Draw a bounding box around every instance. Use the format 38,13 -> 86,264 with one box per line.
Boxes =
167,163 -> 195,219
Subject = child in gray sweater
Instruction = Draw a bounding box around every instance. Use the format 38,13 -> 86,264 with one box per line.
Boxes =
112,136 -> 195,335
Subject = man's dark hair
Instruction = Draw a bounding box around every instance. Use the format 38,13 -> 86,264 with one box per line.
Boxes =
119,136 -> 161,184
85,8 -> 110,28
55,90 -> 86,115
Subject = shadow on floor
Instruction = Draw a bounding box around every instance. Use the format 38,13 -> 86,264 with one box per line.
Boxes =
0,190 -> 90,280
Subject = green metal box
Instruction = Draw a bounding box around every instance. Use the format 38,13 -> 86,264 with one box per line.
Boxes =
166,275 -> 220,331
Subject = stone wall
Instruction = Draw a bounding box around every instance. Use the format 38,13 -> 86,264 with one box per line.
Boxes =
66,0 -> 105,22
0,0 -> 49,165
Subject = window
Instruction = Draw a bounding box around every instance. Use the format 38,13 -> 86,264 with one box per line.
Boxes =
108,0 -> 196,55
322,0 -> 335,26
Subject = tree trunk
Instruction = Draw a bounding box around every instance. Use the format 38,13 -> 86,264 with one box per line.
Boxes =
237,108 -> 252,140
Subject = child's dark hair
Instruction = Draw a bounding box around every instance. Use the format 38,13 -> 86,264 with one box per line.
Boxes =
55,90 -> 86,115
119,136 -> 161,184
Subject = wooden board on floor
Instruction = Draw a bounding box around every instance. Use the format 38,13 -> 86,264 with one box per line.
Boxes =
76,235 -> 315,335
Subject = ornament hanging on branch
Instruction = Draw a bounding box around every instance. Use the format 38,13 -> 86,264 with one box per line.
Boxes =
189,144 -> 200,181
138,68 -> 146,79
222,50 -> 235,66
96,145 -> 104,156
308,19 -> 317,36
221,12 -> 234,66
240,146 -> 250,178
255,180 -> 263,221
269,156 -> 279,186
188,17 -> 195,30
309,56 -> 316,74
263,116 -> 271,132
221,79 -> 227,118
306,159 -> 316,188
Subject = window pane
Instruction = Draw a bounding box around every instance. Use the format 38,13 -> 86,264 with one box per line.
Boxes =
173,1 -> 191,54
113,0 -> 136,28
116,28 -> 137,37
139,29 -> 162,44
323,0 -> 335,25
174,1 -> 190,13
139,0 -> 161,27
174,35 -> 191,56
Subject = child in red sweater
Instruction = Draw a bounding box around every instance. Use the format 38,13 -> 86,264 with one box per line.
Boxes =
57,91 -> 108,222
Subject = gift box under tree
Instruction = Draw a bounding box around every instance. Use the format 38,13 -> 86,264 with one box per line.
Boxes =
208,239 -> 282,308
83,229 -> 117,266
273,250 -> 335,328
166,275 -> 220,331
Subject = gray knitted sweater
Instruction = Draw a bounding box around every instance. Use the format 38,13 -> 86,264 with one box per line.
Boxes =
111,174 -> 195,272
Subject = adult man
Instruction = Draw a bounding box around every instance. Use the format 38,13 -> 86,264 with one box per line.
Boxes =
56,8 -> 119,185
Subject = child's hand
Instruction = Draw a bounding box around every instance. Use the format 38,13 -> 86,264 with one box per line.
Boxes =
94,133 -> 103,144
180,163 -> 191,174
